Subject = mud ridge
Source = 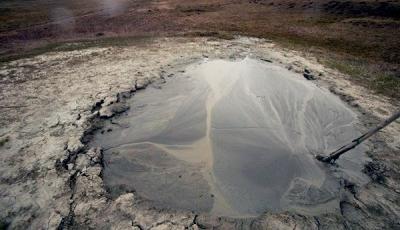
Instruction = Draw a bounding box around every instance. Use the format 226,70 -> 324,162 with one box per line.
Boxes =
58,82 -> 145,229
61,57 -> 396,229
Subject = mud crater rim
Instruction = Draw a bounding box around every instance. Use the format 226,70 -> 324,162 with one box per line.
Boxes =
90,57 -> 370,217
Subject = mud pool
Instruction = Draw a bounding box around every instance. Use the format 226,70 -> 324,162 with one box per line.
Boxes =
90,58 -> 369,217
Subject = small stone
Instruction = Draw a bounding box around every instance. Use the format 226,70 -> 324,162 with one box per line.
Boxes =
99,103 -> 129,118
118,91 -> 132,99
103,95 -> 118,106
69,169 -> 76,176
47,213 -> 63,229
48,115 -> 60,128
113,193 -> 135,213
135,78 -> 149,90
303,73 -> 316,80
67,163 -> 74,170
75,154 -> 90,170
261,58 -> 273,63
67,137 -> 84,154
87,148 -> 102,164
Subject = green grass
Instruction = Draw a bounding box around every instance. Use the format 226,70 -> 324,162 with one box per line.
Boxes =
373,74 -> 400,96
0,35 -> 155,64
323,57 -> 400,98
267,32 -> 382,62
263,32 -> 400,99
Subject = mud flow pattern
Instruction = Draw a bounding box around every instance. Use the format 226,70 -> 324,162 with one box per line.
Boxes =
90,58 -> 369,217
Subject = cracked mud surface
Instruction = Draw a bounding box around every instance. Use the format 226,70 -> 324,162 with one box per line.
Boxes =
0,37 -> 399,229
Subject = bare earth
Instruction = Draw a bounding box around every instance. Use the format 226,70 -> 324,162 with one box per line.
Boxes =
0,37 -> 399,229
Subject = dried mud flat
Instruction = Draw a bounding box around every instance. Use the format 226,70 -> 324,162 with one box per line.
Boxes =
0,37 -> 399,229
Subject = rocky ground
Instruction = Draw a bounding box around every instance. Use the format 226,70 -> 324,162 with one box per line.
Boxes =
0,37 -> 399,229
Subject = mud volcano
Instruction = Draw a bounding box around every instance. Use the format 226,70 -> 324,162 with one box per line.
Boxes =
91,58 -> 369,217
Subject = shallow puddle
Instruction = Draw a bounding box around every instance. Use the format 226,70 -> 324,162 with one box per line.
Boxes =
91,58 -> 369,217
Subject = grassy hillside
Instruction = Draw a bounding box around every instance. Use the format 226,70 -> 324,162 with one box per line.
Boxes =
0,0 -> 399,98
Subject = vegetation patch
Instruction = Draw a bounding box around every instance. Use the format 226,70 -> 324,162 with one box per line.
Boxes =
0,35 -> 155,64
323,57 -> 400,99
177,4 -> 222,14
262,32 -> 400,99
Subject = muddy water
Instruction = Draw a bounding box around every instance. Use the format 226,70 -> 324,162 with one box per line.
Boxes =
91,58 -> 369,217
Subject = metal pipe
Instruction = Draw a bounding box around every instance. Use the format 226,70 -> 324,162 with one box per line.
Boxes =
316,110 -> 400,163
